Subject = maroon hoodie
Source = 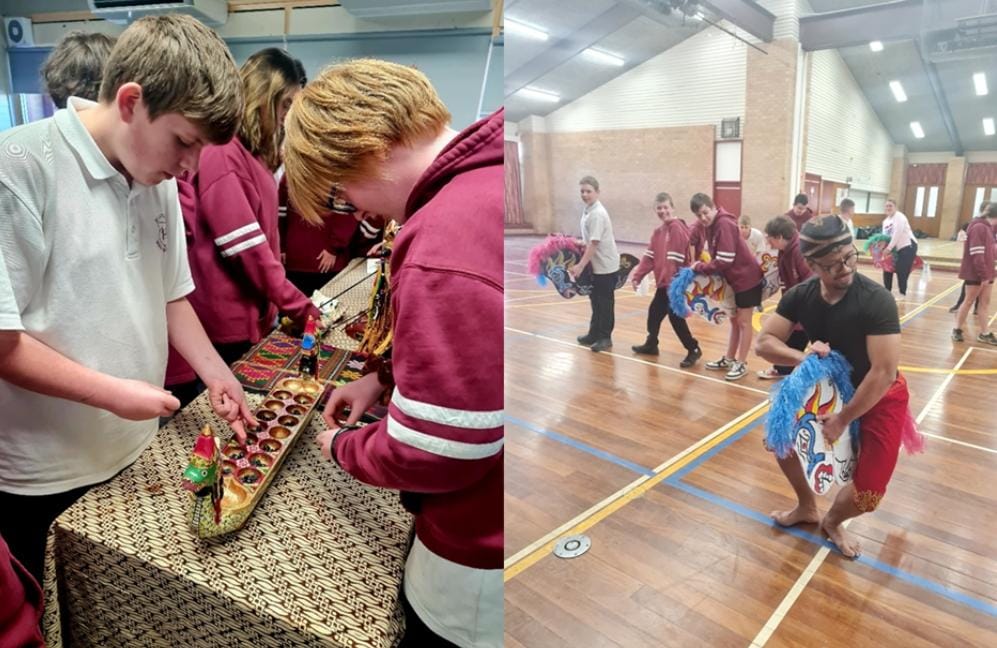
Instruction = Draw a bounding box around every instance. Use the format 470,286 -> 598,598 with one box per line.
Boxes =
0,535 -> 44,647
777,232 -> 813,292
694,208 -> 764,293
959,217 -> 996,282
785,206 -> 814,232
165,139 -> 321,386
332,109 -> 504,570
632,218 -> 692,288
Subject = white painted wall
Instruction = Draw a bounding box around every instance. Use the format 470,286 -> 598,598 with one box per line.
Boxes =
27,6 -> 493,44
541,28 -> 746,133
806,49 -> 894,193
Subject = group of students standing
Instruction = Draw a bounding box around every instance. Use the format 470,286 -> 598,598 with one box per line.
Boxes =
572,178 -> 997,376
1,14 -> 502,648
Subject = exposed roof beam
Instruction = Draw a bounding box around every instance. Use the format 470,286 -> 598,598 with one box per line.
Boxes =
914,38 -> 964,155
504,3 -> 642,98
701,0 -> 774,42
799,0 -> 923,51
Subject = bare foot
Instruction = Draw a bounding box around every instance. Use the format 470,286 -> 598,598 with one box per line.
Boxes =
821,517 -> 861,559
771,505 -> 820,527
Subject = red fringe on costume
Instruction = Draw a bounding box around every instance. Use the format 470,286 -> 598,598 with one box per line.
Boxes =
527,235 -> 582,276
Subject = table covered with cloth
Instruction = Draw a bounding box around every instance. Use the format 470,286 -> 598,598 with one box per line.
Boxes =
40,258 -> 412,647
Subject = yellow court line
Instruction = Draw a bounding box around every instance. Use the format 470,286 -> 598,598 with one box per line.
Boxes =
504,401 -> 770,582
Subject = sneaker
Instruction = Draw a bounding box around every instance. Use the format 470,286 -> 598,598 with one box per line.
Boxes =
705,356 -> 731,371
977,332 -> 997,346
952,328 -> 964,342
577,334 -> 596,346
725,361 -> 748,381
679,347 -> 702,368
590,338 -> 613,352
631,340 -> 659,355
756,367 -> 783,380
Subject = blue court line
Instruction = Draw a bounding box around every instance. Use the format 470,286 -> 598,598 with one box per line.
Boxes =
505,415 -> 655,477
668,414 -> 766,482
664,479 -> 997,618
507,410 -> 997,619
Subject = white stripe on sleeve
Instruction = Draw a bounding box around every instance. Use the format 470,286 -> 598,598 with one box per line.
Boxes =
387,415 -> 504,460
220,234 -> 267,257
391,387 -> 503,429
214,222 -> 261,246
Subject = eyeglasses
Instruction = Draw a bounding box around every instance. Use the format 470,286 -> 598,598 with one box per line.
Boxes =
811,246 -> 858,274
326,186 -> 357,214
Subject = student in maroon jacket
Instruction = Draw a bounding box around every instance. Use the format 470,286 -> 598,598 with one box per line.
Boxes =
953,202 -> 997,344
786,193 -> 814,232
0,534 -> 44,647
280,175 -> 360,296
758,215 -> 814,378
284,60 -> 502,647
690,193 -> 764,381
630,192 -> 702,366
166,48 -> 321,397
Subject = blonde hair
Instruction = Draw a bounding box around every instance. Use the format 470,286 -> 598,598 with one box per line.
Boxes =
99,14 -> 242,144
42,31 -> 116,108
238,48 -> 303,171
284,58 -> 451,224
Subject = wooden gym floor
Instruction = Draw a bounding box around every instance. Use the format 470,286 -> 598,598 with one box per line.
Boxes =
504,235 -> 997,647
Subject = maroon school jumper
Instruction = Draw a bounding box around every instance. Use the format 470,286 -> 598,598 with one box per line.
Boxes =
786,206 -> 814,232
280,176 -> 355,276
0,534 -> 44,647
632,218 -> 692,288
958,217 -> 996,283
166,138 -> 321,384
694,208 -> 764,293
777,232 -> 813,291
332,109 -> 504,571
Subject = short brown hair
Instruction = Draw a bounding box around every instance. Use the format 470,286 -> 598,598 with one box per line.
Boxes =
238,48 -> 304,171
764,215 -> 797,240
580,176 -> 599,191
284,58 -> 451,224
793,193 -> 808,206
739,215 -> 752,227
42,31 -> 116,109
690,193 -> 714,213
840,198 -> 855,212
655,192 -> 672,206
99,15 -> 242,144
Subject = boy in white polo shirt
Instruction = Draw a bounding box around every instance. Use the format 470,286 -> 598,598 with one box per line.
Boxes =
0,15 -> 256,586
571,175 -> 620,353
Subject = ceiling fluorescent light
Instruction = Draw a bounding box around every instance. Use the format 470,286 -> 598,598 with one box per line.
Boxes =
974,72 -> 988,96
889,81 -> 907,102
869,41 -> 883,52
583,48 -> 625,67
520,87 -> 561,103
506,18 -> 549,41
910,121 -> 925,138
984,118 -> 995,136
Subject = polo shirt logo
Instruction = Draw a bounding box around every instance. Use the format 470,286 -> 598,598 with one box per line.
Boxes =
156,214 -> 168,253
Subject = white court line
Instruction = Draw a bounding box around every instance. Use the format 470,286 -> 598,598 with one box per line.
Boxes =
749,347 -> 973,647
504,270 -> 534,278
505,327 -> 769,396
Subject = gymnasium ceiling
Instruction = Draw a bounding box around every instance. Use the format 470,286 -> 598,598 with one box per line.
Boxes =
507,0 -> 997,153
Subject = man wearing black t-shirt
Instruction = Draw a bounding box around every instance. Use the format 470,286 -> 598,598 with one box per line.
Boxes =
756,215 -> 919,558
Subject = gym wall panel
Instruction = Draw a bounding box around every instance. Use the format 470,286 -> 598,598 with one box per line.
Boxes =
541,29 -> 746,134
806,49 -> 894,193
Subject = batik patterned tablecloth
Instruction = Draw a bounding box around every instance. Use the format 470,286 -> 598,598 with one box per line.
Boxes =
41,258 -> 411,647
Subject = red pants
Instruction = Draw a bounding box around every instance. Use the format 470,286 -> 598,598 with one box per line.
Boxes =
853,373 -> 912,512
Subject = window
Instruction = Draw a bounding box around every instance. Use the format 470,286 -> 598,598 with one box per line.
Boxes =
926,186 -> 939,218
976,187 -> 987,213
914,186 -> 925,217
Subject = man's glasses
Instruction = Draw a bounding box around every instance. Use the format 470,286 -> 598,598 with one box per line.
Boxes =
812,246 -> 858,274
326,187 -> 357,214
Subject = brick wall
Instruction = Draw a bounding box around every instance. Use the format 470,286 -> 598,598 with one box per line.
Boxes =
742,39 -> 798,221
520,125 -> 715,242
